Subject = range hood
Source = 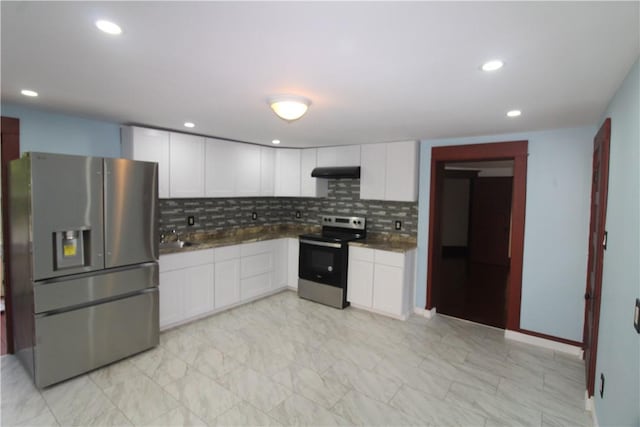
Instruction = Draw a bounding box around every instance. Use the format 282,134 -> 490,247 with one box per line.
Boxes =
311,166 -> 361,179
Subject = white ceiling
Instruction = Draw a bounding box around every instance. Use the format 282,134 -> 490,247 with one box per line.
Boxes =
1,2 -> 638,148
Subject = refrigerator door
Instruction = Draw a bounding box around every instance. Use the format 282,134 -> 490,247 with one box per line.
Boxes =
104,158 -> 158,268
30,153 -> 105,280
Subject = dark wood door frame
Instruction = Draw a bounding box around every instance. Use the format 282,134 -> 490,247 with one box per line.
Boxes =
426,141 -> 528,331
583,118 -> 611,397
1,116 -> 21,354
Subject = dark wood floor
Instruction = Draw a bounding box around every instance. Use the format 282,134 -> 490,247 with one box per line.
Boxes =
437,257 -> 509,328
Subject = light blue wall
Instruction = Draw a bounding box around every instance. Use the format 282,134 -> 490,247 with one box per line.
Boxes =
593,58 -> 639,427
417,126 -> 595,341
1,104 -> 121,158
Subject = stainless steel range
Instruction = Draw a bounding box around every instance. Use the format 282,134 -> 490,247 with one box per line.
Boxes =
298,215 -> 366,308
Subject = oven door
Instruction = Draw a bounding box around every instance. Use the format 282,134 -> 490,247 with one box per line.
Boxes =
298,239 -> 347,287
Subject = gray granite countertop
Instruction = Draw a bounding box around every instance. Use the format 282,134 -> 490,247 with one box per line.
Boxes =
348,233 -> 417,253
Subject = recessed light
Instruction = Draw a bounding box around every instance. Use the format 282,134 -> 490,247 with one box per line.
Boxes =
21,89 -> 38,97
507,110 -> 522,117
95,20 -> 122,35
272,139 -> 281,145
184,122 -> 195,128
481,60 -> 504,72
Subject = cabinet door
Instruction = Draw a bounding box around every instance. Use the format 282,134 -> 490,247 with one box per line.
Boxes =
205,138 -> 236,197
122,127 -> 170,198
235,144 -> 261,197
159,270 -> 185,329
272,239 -> 288,289
169,133 -> 205,198
274,149 -> 301,197
260,147 -> 275,196
316,147 -> 336,167
240,273 -> 272,300
372,264 -> 404,316
347,259 -> 374,307
215,258 -> 240,309
360,143 -> 387,200
287,238 -> 299,289
385,140 -> 418,202
184,264 -> 215,319
300,149 -> 328,197
335,145 -> 361,166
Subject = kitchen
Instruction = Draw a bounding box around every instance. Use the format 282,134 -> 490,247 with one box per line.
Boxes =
1,2 -> 639,427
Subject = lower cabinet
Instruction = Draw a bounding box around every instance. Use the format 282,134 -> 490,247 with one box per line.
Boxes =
347,246 -> 416,319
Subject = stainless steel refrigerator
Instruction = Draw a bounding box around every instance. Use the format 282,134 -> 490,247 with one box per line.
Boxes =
9,152 -> 159,388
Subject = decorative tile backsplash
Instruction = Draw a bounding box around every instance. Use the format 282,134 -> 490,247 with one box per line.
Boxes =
159,179 -> 418,237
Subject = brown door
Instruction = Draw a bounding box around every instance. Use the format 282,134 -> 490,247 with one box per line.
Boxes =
469,177 -> 513,266
583,118 -> 611,397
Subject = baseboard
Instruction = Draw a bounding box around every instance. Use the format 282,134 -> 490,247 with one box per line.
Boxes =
585,391 -> 600,427
413,307 -> 436,319
504,330 -> 582,357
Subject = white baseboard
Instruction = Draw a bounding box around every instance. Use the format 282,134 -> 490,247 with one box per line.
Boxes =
413,307 -> 436,319
504,330 -> 582,357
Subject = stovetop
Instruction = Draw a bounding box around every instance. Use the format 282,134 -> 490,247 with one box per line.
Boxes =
299,215 -> 366,243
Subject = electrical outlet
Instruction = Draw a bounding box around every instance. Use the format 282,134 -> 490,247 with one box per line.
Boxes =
394,220 -> 402,230
187,216 -> 195,226
295,211 -> 301,219
634,298 -> 640,334
252,211 -> 258,220
600,373 -> 605,398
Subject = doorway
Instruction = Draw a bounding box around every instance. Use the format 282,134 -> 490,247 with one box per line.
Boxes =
1,116 -> 21,355
437,161 -> 514,328
426,141 -> 528,331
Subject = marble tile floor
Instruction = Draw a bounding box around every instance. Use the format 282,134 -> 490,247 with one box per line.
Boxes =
1,290 -> 592,426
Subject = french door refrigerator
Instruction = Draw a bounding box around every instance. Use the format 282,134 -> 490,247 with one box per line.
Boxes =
9,152 -> 159,388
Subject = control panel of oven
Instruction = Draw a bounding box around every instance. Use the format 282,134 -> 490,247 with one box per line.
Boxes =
321,215 -> 366,230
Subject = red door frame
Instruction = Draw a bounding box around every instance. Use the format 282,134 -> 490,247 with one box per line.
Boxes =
426,141 -> 528,331
1,116 -> 20,354
582,118 -> 611,397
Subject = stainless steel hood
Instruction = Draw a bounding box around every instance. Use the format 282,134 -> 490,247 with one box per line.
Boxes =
311,166 -> 360,179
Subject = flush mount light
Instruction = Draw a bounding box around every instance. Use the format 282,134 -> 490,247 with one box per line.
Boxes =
268,95 -> 311,122
21,89 -> 38,97
481,60 -> 504,72
507,110 -> 522,117
272,139 -> 281,145
95,20 -> 122,35
184,122 -> 195,128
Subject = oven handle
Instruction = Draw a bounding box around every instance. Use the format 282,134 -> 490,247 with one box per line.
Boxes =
299,239 -> 342,249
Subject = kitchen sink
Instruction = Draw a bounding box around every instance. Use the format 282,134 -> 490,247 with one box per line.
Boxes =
160,240 -> 200,249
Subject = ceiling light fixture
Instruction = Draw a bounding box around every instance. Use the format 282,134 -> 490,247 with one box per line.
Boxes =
272,139 -> 281,145
21,89 -> 38,97
507,110 -> 522,117
95,20 -> 122,35
184,122 -> 195,128
268,95 -> 311,122
481,60 -> 504,72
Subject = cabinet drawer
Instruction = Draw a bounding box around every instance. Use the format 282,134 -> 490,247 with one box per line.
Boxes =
374,250 -> 404,268
349,246 -> 374,262
240,252 -> 273,278
214,245 -> 241,262
241,240 -> 273,257
159,249 -> 214,272
240,272 -> 272,300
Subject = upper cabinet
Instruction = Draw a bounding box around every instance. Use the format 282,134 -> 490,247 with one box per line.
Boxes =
205,138 -> 236,198
121,126 -> 170,198
235,143 -> 261,197
300,148 -> 328,198
274,149 -> 301,197
361,140 -> 419,202
317,145 -> 361,167
170,133 -> 205,198
260,147 -> 275,196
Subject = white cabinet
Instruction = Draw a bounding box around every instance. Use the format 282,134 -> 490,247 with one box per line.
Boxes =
260,147 -> 275,196
273,239 -> 288,289
159,249 -> 215,329
360,140 -> 419,202
317,145 -> 361,167
300,149 -> 328,197
347,246 -> 416,319
360,143 -> 387,201
240,241 -> 274,299
287,238 -> 299,289
170,133 -> 205,198
236,144 -> 261,197
205,138 -> 236,197
275,149 -> 301,197
214,245 -> 241,309
121,126 -> 170,198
